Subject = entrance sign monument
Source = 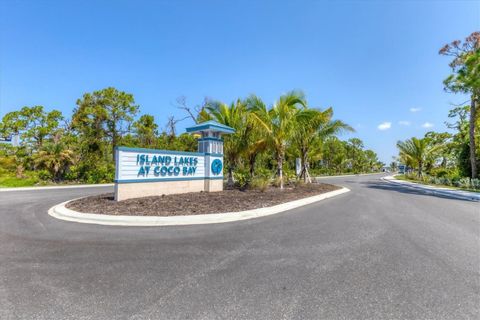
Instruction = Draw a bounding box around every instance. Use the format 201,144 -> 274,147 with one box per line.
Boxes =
114,121 -> 234,201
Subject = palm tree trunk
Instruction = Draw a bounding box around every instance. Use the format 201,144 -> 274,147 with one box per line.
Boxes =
469,96 -> 477,178
301,152 -> 311,183
227,167 -> 234,188
418,160 -> 423,177
277,155 -> 284,189
249,154 -> 256,178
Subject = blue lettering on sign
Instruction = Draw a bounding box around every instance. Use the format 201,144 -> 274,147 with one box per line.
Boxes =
173,167 -> 180,176
136,154 -> 200,178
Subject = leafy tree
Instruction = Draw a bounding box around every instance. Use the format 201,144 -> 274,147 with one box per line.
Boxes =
133,114 -> 158,148
320,137 -> 348,174
440,31 -> 480,178
0,106 -> 63,151
346,138 -> 365,173
72,87 -> 139,164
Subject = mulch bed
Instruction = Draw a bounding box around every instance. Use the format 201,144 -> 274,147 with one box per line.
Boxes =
66,183 -> 340,216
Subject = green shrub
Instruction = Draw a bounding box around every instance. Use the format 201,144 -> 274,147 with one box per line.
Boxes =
471,179 -> 480,190
233,169 -> 250,190
63,165 -> 80,181
282,168 -> 297,184
272,176 -> 282,188
37,169 -> 53,181
81,163 -> 115,184
250,176 -> 270,192
255,168 -> 273,180
458,177 -> 471,189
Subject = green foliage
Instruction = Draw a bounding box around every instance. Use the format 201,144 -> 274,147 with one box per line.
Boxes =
1,86 -> 380,188
233,168 -> 250,190
72,87 -> 139,164
404,172 -> 480,191
249,176 -> 270,192
0,167 -> 40,187
80,163 -> 115,184
133,114 -> 158,148
204,99 -> 252,187
33,142 -> 75,181
397,137 -> 440,177
248,91 -> 306,189
37,169 -> 53,181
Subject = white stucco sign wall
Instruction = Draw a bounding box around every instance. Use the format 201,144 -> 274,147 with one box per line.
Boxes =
115,148 -> 207,182
114,121 -> 234,201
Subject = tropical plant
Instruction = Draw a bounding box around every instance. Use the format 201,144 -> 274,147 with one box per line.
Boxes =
33,142 -> 75,182
292,107 -> 353,182
397,137 -> 439,177
203,99 -> 252,187
248,91 -> 306,189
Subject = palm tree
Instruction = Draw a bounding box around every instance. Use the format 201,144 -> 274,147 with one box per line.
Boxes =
248,91 -> 306,189
34,142 -> 75,181
292,107 -> 353,182
396,137 -> 438,177
203,99 -> 252,187
244,131 -> 267,178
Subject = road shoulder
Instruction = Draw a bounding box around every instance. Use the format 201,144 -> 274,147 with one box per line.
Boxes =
383,175 -> 480,201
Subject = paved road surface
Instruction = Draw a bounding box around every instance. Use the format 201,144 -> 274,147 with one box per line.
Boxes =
1,174 -> 479,319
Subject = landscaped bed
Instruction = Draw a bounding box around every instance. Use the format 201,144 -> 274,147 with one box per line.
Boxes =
66,183 -> 340,216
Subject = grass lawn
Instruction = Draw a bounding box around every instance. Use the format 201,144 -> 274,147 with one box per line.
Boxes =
395,174 -> 480,193
0,173 -> 114,188
0,175 -> 39,188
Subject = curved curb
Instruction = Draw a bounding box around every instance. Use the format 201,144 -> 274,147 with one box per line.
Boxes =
382,176 -> 480,202
48,187 -> 350,226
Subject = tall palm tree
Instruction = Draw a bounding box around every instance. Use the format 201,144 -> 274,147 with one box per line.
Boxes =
396,137 -> 438,177
292,107 -> 353,182
244,130 -> 267,178
248,91 -> 306,189
203,99 -> 251,187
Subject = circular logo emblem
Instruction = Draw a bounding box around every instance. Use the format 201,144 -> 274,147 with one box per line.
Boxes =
211,159 -> 223,175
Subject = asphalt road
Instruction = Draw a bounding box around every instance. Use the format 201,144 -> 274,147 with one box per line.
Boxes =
1,174 -> 479,320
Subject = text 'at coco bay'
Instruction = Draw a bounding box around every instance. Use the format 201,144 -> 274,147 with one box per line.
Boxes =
136,154 -> 199,177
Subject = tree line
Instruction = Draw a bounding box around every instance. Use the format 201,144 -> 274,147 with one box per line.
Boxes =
396,32 -> 479,189
0,89 -> 383,187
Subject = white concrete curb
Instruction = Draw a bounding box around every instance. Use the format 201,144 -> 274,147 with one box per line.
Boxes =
48,187 -> 350,226
0,184 -> 114,192
382,176 -> 480,201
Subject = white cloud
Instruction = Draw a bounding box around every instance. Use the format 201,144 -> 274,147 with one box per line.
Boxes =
410,107 -> 422,113
398,121 -> 411,126
377,122 -> 392,130
421,122 -> 434,128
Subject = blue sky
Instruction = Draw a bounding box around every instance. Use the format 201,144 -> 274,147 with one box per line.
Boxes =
1,0 -> 479,163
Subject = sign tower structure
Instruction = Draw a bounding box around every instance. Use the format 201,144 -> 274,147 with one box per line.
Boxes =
186,121 -> 234,192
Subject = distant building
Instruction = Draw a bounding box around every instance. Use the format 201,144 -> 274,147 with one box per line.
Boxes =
0,134 -> 19,147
